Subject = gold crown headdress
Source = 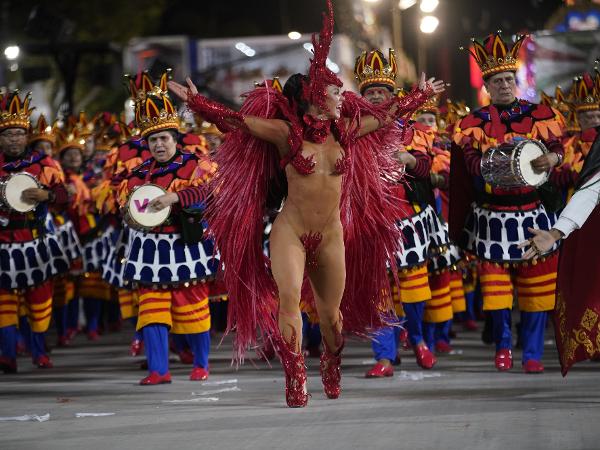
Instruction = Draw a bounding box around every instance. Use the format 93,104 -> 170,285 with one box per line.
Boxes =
571,72 -> 599,112
354,49 -> 398,94
125,69 -> 179,138
56,113 -> 91,154
29,114 -> 58,145
462,31 -> 527,79
0,90 -> 33,130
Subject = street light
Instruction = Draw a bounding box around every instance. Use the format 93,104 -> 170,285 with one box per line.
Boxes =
420,0 -> 439,13
399,0 -> 417,9
287,31 -> 302,40
420,15 -> 439,33
4,45 -> 20,60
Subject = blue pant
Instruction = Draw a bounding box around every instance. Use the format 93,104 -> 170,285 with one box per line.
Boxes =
520,311 -> 547,363
491,309 -> 512,351
188,332 -> 210,369
0,325 -> 17,360
30,332 -> 47,360
143,324 -> 169,375
371,326 -> 402,361
19,316 -> 32,351
83,298 -> 102,333
53,305 -> 68,339
403,302 -> 426,346
301,314 -> 321,349
67,298 -> 80,331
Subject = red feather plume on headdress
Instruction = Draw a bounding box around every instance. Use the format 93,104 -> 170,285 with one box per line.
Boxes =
302,0 -> 343,111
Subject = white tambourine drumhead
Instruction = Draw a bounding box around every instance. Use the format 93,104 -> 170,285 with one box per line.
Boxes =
517,140 -> 548,186
126,184 -> 171,228
2,172 -> 40,212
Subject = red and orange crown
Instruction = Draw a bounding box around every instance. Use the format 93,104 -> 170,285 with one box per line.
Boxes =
29,114 -> 58,145
462,31 -> 527,79
126,69 -> 179,138
56,112 -> 96,154
0,90 -> 33,130
354,49 -> 398,93
571,72 -> 599,112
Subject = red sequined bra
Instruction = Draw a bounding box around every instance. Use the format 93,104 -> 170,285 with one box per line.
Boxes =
281,113 -> 352,176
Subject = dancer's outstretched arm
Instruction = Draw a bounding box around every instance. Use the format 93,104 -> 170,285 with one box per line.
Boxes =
169,78 -> 290,153
358,73 -> 445,137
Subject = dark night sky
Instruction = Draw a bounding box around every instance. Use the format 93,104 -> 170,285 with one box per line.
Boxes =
155,0 -> 566,101
2,0 -> 567,104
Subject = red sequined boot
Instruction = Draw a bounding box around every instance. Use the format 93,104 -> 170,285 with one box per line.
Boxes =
320,336 -> 344,399
272,333 -> 309,408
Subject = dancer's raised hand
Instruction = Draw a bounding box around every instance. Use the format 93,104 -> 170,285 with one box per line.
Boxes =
167,77 -> 199,102
418,72 -> 445,96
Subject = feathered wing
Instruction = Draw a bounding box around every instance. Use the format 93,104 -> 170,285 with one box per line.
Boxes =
205,86 -> 289,360
337,92 -> 411,334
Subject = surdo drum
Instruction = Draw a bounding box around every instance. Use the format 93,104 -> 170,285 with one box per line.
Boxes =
0,172 -> 41,212
125,184 -> 171,231
480,139 -> 549,188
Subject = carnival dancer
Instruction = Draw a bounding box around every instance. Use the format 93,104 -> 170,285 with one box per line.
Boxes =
353,49 -> 439,377
450,32 -> 565,373
406,97 -> 456,355
169,0 -> 444,407
93,122 -> 148,356
0,91 -> 69,372
519,128 -> 600,374
29,115 -> 82,347
411,97 -> 463,354
118,70 -> 217,385
548,74 -> 600,202
56,122 -> 113,342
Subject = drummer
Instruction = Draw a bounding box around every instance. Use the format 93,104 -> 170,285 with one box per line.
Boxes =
117,70 -> 216,385
450,32 -> 565,373
0,91 -> 69,373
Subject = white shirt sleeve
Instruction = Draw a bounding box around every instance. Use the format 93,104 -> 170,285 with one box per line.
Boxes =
554,171 -> 600,238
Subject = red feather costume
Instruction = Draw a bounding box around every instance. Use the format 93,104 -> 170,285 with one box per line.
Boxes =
185,0 -> 431,360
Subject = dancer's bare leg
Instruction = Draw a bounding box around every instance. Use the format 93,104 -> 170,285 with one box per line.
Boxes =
307,225 -> 345,352
270,217 -> 306,352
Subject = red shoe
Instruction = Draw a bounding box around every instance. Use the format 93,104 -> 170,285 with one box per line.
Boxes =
365,362 -> 394,378
66,327 -> 79,341
87,330 -> 100,341
320,337 -> 344,399
414,344 -> 437,369
522,359 -> 544,374
464,319 -> 478,331
140,371 -> 172,385
272,332 -> 309,408
178,349 -> 194,365
129,339 -> 144,357
190,367 -> 209,381
0,356 -> 17,374
34,355 -> 54,369
56,336 -> 70,348
434,340 -> 453,354
495,349 -> 513,371
16,341 -> 29,355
